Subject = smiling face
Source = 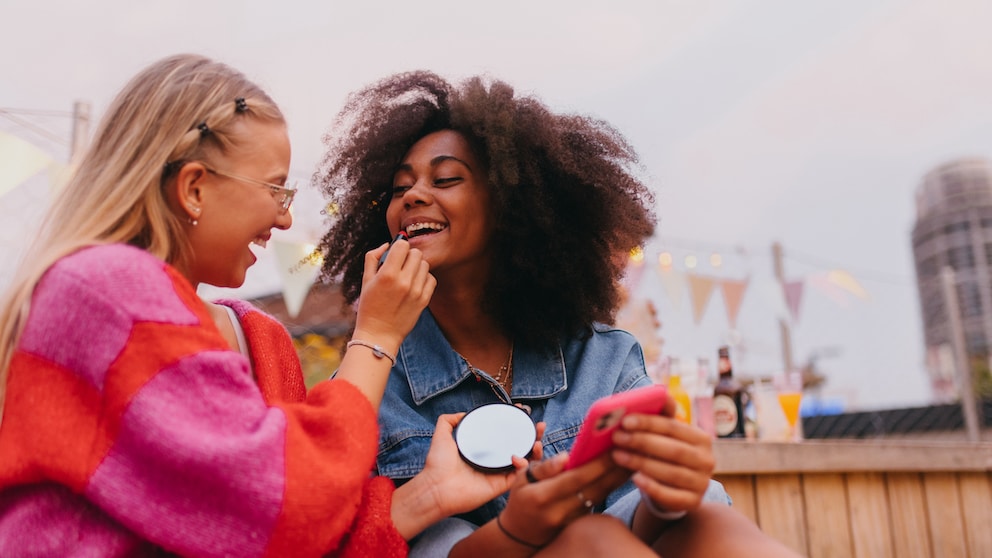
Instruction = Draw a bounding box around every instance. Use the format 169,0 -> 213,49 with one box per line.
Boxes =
386,130 -> 495,280
181,118 -> 293,288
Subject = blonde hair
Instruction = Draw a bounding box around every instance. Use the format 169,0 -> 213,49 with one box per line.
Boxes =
0,53 -> 284,418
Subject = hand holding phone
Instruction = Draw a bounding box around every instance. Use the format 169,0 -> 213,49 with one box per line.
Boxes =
565,384 -> 669,470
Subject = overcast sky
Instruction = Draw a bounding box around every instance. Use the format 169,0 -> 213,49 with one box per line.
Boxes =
4,0 -> 992,410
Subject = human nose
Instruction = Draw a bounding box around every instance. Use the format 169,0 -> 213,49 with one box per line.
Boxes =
402,178 -> 433,208
275,207 -> 293,230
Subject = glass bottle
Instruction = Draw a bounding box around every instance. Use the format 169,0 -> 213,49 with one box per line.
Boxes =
668,373 -> 692,424
693,358 -> 716,436
713,346 -> 746,438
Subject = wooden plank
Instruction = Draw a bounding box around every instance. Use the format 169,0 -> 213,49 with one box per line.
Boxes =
922,473 -> 966,557
802,474 -> 853,558
715,475 -> 758,525
847,473 -> 894,558
754,474 -> 807,555
714,440 -> 992,475
958,472 -> 992,557
887,473 -> 931,558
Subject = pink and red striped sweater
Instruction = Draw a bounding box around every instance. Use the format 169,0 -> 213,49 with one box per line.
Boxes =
0,244 -> 406,557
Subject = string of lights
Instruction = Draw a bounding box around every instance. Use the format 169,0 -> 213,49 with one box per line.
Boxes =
643,235 -> 913,286
0,108 -> 71,147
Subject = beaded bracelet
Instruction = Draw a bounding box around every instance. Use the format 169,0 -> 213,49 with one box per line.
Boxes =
495,514 -> 544,549
346,340 -> 396,366
640,491 -> 688,521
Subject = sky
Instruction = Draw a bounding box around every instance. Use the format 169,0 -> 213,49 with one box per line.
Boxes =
4,0 -> 992,411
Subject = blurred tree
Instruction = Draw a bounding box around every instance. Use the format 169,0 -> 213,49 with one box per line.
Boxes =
293,333 -> 344,390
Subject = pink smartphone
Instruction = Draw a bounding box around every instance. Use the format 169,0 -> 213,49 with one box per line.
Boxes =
564,384 -> 669,470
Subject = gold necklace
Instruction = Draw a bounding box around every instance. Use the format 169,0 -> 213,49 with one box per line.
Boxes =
492,344 -> 514,391
464,344 -> 514,399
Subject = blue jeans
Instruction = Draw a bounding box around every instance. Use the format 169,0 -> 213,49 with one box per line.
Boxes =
409,479 -> 732,557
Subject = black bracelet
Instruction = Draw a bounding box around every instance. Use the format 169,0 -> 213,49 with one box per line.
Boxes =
495,514 -> 544,549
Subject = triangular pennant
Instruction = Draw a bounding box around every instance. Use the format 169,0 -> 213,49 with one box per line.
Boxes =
827,269 -> 869,300
47,161 -> 72,197
783,279 -> 805,324
0,132 -> 54,198
272,240 -> 321,318
807,273 -> 850,307
657,266 -> 685,310
720,276 -> 750,328
616,297 -> 662,363
758,280 -> 790,321
687,273 -> 717,324
621,259 -> 646,294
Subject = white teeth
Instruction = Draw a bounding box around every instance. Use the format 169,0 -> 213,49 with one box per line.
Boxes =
405,222 -> 447,235
252,238 -> 268,248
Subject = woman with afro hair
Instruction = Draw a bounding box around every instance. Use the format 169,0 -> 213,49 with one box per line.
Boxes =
315,71 -> 800,558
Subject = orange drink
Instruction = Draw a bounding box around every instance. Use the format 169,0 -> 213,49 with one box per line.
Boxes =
777,392 -> 802,428
775,371 -> 803,442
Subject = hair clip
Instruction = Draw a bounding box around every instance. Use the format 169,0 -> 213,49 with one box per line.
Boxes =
235,97 -> 248,113
197,122 -> 211,137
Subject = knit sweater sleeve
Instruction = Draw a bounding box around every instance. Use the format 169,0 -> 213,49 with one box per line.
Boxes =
212,298 -> 408,556
0,245 -> 406,558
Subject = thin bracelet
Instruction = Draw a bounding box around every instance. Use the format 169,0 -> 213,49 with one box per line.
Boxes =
495,514 -> 544,549
639,490 -> 688,521
346,340 -> 396,366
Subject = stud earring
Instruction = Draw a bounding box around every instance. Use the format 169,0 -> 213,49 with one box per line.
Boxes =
188,207 -> 201,226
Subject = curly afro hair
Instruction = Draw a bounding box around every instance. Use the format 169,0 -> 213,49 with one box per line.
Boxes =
315,70 -> 655,350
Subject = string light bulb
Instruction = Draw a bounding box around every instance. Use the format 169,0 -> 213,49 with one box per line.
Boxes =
658,252 -> 673,268
304,244 -> 324,266
685,255 -> 698,269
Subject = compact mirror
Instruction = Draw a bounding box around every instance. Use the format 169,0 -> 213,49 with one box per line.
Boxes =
453,403 -> 537,472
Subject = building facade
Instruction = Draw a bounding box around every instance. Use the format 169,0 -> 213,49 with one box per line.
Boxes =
912,157 -> 992,401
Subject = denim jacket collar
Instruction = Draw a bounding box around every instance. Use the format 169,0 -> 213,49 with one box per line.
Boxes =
398,310 -> 568,405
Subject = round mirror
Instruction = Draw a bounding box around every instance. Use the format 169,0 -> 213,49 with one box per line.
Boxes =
453,403 -> 537,472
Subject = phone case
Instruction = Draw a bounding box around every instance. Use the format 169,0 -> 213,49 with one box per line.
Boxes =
564,384 -> 669,470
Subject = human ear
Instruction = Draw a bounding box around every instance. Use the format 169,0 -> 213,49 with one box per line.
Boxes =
173,161 -> 208,223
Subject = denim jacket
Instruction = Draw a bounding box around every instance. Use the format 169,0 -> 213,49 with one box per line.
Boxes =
376,310 -> 651,525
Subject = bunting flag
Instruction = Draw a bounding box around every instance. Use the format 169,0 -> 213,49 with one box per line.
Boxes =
807,273 -> 850,306
826,269 -> 869,299
687,273 -> 717,324
0,132 -> 54,198
783,279 -> 805,324
658,267 -> 686,310
621,258 -> 646,293
642,246 -> 871,329
758,280 -> 791,322
272,240 -> 322,318
615,297 -> 662,363
720,277 -> 750,329
47,161 -> 72,196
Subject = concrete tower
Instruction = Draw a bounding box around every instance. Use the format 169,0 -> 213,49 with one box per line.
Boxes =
912,157 -> 992,401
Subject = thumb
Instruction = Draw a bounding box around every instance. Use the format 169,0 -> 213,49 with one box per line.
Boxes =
526,452 -> 569,482
435,412 -> 467,435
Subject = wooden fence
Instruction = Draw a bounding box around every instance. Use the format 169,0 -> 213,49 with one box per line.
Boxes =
713,440 -> 992,557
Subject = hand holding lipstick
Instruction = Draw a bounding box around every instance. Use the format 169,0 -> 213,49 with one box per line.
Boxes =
334,234 -> 435,409
377,231 -> 409,269
357,232 -> 434,351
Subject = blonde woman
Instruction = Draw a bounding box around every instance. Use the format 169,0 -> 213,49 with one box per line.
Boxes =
0,55 -> 523,557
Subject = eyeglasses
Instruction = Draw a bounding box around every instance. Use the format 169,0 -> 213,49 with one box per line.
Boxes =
203,165 -> 297,211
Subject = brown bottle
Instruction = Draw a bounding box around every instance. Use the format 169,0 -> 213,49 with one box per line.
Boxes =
713,346 -> 746,438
